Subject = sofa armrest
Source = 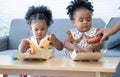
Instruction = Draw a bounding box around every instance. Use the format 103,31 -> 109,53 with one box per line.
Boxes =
0,35 -> 8,51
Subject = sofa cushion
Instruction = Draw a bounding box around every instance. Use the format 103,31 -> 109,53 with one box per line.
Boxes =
0,35 -> 8,51
104,45 -> 120,57
105,17 -> 120,49
105,32 -> 120,49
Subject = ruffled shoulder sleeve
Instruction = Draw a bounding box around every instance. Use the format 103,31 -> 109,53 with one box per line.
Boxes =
85,27 -> 97,37
70,28 -> 83,40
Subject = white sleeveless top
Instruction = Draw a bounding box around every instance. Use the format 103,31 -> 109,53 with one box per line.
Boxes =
30,36 -> 53,49
70,27 -> 97,49
30,36 -> 39,47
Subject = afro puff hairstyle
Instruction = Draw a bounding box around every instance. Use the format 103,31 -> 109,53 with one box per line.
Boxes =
66,0 -> 94,20
25,5 -> 53,27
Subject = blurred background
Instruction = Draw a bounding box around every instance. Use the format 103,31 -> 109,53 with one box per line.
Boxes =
0,0 -> 120,36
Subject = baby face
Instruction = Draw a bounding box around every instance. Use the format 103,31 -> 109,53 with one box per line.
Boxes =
72,9 -> 92,32
30,20 -> 48,40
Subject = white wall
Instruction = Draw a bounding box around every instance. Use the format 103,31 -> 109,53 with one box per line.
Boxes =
92,0 -> 120,23
0,0 -> 120,35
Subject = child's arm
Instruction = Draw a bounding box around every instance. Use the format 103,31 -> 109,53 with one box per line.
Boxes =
112,21 -> 120,34
49,34 -> 63,50
84,42 -> 103,52
64,30 -> 84,52
85,29 -> 104,52
18,39 -> 30,53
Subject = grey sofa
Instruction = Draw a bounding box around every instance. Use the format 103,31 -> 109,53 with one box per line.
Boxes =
0,17 -> 120,57
0,17 -> 120,77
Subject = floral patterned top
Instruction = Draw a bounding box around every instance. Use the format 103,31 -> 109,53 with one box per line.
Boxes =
70,27 -> 97,49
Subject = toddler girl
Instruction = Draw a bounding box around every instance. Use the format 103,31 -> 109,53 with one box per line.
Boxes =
19,5 -> 63,77
64,0 -> 103,53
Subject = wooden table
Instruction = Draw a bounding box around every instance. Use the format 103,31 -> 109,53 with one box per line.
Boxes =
0,55 -> 119,77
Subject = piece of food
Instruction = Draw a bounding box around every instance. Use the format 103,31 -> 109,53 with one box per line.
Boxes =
25,36 -> 52,55
26,39 -> 37,55
87,33 -> 103,44
39,36 -> 52,50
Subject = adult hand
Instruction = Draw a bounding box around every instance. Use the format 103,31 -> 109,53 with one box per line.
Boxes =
96,28 -> 113,42
97,21 -> 120,42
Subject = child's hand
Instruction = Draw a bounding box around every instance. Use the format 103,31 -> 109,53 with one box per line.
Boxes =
74,46 -> 85,53
21,39 -> 29,45
48,34 -> 63,50
84,48 -> 93,53
48,34 -> 57,44
19,39 -> 30,53
96,28 -> 111,42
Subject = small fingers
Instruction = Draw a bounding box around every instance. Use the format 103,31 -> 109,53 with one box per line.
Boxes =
76,49 -> 84,53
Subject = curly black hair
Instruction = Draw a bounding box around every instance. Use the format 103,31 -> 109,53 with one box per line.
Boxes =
66,0 -> 94,20
25,5 -> 53,27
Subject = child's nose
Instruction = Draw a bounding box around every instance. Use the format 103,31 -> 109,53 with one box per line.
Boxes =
83,20 -> 87,23
38,30 -> 42,33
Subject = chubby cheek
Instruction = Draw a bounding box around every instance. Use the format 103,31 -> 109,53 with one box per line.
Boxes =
41,32 -> 46,38
32,31 -> 38,37
43,31 -> 47,35
41,30 -> 47,36
31,30 -> 37,37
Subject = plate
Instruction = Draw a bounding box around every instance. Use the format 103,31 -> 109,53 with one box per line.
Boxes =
14,49 -> 54,60
69,50 -> 104,61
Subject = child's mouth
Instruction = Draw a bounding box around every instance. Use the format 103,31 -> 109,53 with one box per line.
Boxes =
37,35 -> 43,38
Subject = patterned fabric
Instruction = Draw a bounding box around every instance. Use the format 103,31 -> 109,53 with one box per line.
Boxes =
70,27 -> 97,49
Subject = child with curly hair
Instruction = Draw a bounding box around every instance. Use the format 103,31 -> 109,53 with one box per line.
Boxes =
19,5 -> 63,52
64,0 -> 103,53
19,5 -> 63,77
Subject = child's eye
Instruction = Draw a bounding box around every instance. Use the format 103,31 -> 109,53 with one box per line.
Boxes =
87,19 -> 91,22
35,29 -> 38,31
41,29 -> 45,31
79,19 -> 84,22
86,18 -> 91,22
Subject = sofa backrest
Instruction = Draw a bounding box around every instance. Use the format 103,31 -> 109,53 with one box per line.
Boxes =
8,19 -> 32,49
8,18 -> 106,49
